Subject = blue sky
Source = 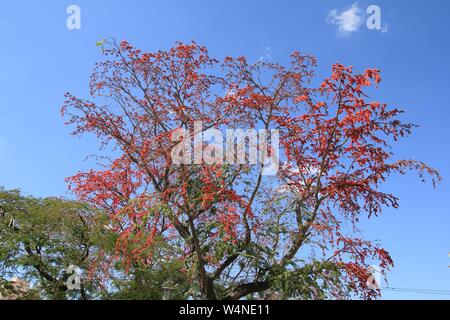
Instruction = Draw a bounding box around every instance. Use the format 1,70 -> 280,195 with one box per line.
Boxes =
0,0 -> 449,299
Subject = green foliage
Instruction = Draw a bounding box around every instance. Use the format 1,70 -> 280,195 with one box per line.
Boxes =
109,260 -> 191,300
268,261 -> 350,300
0,186 -> 354,300
0,187 -> 193,300
0,187 -> 112,299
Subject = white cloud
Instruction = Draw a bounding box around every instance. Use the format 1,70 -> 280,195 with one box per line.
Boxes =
327,3 -> 363,37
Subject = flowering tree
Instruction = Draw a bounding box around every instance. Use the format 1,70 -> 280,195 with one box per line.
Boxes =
62,40 -> 439,300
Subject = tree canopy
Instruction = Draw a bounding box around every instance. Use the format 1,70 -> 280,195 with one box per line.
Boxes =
4,40 -> 438,300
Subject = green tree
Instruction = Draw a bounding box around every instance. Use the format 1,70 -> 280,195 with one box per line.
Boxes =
0,187 -> 193,300
0,187 -> 113,299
